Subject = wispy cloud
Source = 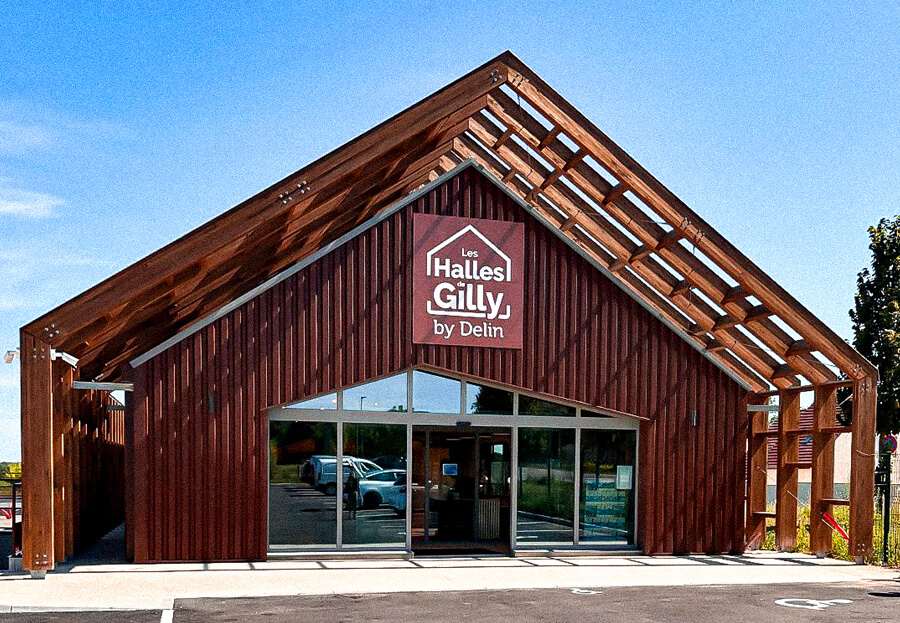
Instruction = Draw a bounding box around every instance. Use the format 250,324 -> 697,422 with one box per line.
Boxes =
0,119 -> 54,155
0,187 -> 64,218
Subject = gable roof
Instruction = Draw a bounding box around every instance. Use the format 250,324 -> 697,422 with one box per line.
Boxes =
23,51 -> 875,393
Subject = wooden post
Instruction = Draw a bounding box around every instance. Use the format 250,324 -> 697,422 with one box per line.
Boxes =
745,395 -> 769,549
775,388 -> 800,550
20,331 -> 55,572
809,386 -> 837,556
849,376 -> 876,561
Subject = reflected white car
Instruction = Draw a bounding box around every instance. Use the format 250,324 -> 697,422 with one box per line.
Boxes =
358,469 -> 405,509
383,474 -> 407,516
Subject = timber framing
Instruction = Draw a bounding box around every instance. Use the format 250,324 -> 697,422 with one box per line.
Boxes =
20,51 -> 878,569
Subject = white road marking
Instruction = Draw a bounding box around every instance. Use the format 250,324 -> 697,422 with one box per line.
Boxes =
775,598 -> 853,611
160,608 -> 174,623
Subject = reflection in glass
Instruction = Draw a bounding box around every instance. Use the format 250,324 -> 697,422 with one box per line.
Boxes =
286,393 -> 338,410
516,428 -> 575,545
269,421 -> 337,547
342,423 -> 407,546
580,430 -> 636,544
344,374 -> 408,412
519,395 -> 576,417
466,383 -> 514,415
582,409 -> 612,418
412,371 -> 460,414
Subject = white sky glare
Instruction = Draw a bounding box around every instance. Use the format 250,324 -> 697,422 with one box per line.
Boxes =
1,1 -> 898,459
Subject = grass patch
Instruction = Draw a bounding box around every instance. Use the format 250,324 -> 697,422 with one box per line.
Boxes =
759,503 -> 900,567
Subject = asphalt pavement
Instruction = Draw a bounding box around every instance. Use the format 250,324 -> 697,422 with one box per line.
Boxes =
3,582 -> 900,622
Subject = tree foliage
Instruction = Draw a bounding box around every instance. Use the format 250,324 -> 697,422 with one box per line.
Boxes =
849,215 -> 900,434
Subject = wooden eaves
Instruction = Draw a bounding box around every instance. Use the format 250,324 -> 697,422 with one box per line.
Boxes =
20,51 -> 878,569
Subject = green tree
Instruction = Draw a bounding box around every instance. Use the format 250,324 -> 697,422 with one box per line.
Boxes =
848,215 -> 900,434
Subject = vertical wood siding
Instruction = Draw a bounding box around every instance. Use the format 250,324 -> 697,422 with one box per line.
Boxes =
132,167 -> 748,560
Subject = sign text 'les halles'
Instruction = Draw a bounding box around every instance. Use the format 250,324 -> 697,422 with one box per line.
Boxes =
412,214 -> 524,348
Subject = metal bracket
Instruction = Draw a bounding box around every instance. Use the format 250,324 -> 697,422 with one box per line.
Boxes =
50,349 -> 79,368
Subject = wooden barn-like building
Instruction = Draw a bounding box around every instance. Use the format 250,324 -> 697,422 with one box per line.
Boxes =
19,52 -> 877,571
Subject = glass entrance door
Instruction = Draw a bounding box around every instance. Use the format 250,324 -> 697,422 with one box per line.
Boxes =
411,427 -> 511,554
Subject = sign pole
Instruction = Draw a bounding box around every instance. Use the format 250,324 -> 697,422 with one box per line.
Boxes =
883,449 -> 891,566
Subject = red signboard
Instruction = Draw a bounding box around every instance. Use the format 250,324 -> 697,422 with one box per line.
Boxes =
412,214 -> 525,348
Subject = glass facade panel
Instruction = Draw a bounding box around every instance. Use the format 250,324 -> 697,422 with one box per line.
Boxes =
519,395 -> 576,417
285,393 -> 337,410
269,421 -> 337,547
342,423 -> 407,546
465,383 -> 514,415
344,373 -> 408,412
516,428 -> 576,545
582,409 -> 612,418
412,371 -> 461,414
579,430 -> 636,544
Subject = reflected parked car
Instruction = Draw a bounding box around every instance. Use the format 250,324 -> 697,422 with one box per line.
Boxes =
315,457 -> 382,496
358,469 -> 405,509
383,473 -> 407,516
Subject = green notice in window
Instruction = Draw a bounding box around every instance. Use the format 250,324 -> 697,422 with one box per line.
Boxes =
616,465 -> 633,490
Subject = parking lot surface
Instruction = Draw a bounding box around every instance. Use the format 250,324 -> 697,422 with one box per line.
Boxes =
3,582 -> 900,622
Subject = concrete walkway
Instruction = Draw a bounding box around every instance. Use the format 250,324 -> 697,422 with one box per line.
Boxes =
0,552 -> 897,612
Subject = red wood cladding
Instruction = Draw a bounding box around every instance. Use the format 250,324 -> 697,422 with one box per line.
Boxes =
132,166 -> 749,560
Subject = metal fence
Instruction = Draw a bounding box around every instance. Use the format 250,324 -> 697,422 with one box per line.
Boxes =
873,451 -> 899,567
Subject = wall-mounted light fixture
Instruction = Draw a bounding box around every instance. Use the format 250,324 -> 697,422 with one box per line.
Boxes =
3,349 -> 19,363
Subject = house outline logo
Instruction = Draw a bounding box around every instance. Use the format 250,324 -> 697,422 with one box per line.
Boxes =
425,224 -> 512,282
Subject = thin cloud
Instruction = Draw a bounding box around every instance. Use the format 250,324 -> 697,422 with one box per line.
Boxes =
0,119 -> 54,155
0,187 -> 64,218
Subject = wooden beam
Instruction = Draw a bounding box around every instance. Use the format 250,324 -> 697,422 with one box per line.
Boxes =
704,338 -> 728,352
629,244 -> 654,263
602,182 -> 628,206
484,90 -> 800,387
743,305 -> 770,324
746,394 -> 770,549
30,59 -> 508,352
712,314 -> 740,332
670,280 -> 691,298
785,340 -> 814,358
849,376 -> 876,560
540,169 -> 561,190
494,127 -> 514,149
655,230 -> 682,252
775,389 -> 801,550
21,331 -> 55,571
499,52 -> 874,380
770,364 -> 797,381
454,132 -> 774,392
538,126 -> 561,150
562,151 -> 584,172
722,285 -> 747,305
809,386 -> 837,556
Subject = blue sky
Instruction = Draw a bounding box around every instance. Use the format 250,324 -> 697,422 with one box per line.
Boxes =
1,1 -> 898,460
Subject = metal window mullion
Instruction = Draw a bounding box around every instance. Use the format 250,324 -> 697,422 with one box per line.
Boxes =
405,422 -> 412,553
336,419 -> 343,548
574,427 -> 582,547
510,423 -> 519,552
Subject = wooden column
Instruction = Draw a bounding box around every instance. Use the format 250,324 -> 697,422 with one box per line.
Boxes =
20,331 -> 55,571
849,376 -> 876,561
809,386 -> 837,556
745,395 -> 769,549
131,363 -> 150,563
775,388 -> 800,550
